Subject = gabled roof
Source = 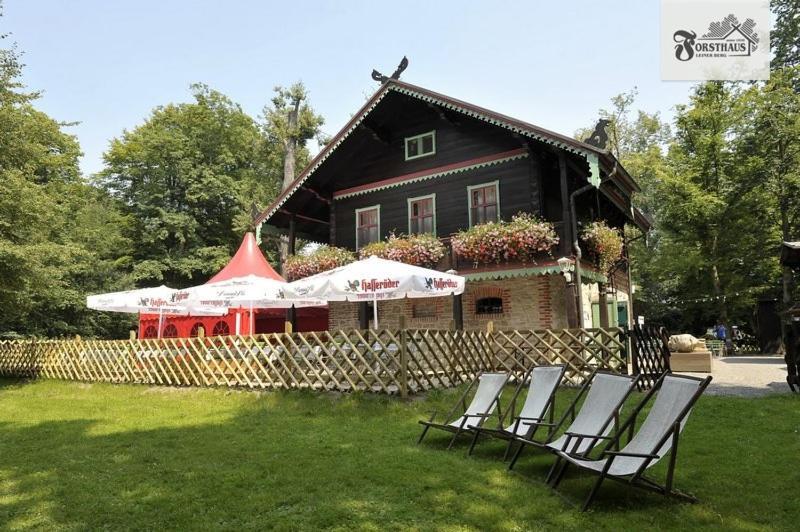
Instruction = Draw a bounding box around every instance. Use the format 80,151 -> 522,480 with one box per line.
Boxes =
255,79 -> 644,230
207,232 -> 284,283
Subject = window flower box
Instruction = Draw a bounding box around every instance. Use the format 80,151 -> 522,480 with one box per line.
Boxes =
359,232 -> 446,268
451,213 -> 559,266
284,246 -> 355,281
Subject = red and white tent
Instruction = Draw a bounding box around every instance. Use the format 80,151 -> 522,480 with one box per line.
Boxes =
138,233 -> 329,338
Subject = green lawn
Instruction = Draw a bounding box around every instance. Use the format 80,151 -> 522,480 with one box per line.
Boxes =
0,378 -> 798,531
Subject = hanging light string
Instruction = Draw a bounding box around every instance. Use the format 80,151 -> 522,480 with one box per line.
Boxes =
650,286 -> 772,305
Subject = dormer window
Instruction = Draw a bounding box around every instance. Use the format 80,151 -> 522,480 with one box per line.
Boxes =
404,131 -> 436,161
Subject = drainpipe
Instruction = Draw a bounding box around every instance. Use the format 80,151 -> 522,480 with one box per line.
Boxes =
570,162 -> 620,328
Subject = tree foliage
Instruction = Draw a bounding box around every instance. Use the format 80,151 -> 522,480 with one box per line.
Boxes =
771,0 -> 800,70
99,84 -> 280,288
0,23 -> 133,337
590,73 -> 800,334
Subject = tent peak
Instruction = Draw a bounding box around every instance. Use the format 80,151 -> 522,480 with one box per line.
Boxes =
207,233 -> 284,284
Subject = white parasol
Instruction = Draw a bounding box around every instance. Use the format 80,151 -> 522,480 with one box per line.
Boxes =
86,285 -> 226,338
284,256 -> 465,328
175,275 -> 326,334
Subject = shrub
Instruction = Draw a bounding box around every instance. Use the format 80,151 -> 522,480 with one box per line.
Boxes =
358,240 -> 391,260
581,220 -> 624,273
359,233 -> 446,268
451,213 -> 559,265
284,245 -> 355,281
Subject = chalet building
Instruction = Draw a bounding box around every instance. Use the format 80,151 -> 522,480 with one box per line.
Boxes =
254,79 -> 649,331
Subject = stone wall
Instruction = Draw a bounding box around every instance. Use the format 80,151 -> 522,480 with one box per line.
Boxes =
328,275 -> 571,331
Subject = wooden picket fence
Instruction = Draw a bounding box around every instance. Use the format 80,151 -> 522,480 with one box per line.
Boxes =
0,327 -> 627,396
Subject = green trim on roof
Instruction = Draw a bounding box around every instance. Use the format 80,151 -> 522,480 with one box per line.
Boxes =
462,265 -> 562,281
390,85 -> 605,192
390,86 -> 593,160
587,153 -> 600,188
580,268 -> 608,284
461,264 -> 608,283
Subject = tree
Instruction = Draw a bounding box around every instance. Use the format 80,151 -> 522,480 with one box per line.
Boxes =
636,83 -> 779,331
771,0 -> 800,70
737,67 -> 800,304
581,84 -> 782,334
575,88 -> 670,162
0,9 -> 133,337
263,82 -> 325,189
100,84 -> 276,288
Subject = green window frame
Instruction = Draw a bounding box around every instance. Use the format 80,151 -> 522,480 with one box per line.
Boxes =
355,205 -> 380,250
407,193 -> 437,235
467,180 -> 500,227
404,130 -> 436,161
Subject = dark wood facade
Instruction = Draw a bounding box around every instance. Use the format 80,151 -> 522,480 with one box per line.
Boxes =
334,156 -> 534,249
256,80 -> 648,265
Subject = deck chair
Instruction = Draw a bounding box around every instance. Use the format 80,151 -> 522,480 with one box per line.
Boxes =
466,365 -> 565,459
549,373 -> 712,511
417,372 -> 509,449
507,371 -> 639,471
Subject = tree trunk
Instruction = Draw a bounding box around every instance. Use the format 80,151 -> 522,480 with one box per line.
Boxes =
279,100 -> 301,272
282,141 -> 295,190
598,282 -> 609,327
281,99 -> 300,190
710,234 -> 728,324
780,192 -> 793,305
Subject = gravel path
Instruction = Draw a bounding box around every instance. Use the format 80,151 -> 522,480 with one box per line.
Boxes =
683,355 -> 790,397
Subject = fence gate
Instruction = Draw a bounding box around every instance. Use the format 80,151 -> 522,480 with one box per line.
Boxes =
629,324 -> 671,389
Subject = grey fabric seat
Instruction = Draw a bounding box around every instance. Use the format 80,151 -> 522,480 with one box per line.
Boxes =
550,373 -> 713,511
417,372 -> 509,449
507,371 -> 638,469
466,365 -> 565,457
546,373 -> 637,455
446,373 -> 508,430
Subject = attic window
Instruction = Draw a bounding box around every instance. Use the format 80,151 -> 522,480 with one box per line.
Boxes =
405,131 -> 436,161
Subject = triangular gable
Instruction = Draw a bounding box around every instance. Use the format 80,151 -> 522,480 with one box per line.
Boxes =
254,80 -> 616,228
255,79 -> 647,235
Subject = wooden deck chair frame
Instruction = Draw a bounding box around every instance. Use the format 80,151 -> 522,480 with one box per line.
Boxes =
507,370 -> 640,471
466,365 -> 566,460
417,372 -> 509,450
548,373 -> 713,511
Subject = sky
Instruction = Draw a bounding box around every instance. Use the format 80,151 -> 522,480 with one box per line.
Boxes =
4,0 -> 695,176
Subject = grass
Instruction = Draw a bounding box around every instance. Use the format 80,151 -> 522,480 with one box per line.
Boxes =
0,379 -> 798,531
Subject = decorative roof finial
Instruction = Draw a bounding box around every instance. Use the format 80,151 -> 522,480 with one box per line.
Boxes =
583,119 -> 611,150
371,56 -> 409,84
